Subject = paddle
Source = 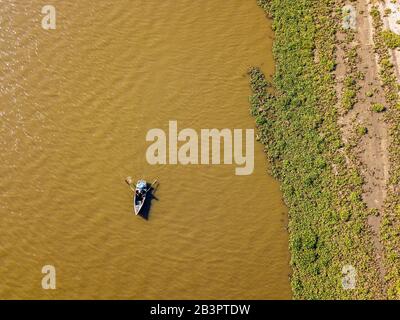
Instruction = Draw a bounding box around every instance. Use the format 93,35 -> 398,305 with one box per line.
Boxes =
125,176 -> 136,192
144,179 -> 158,194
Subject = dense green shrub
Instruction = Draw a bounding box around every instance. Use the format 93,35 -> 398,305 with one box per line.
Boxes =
371,103 -> 386,113
381,30 -> 400,49
356,126 -> 368,136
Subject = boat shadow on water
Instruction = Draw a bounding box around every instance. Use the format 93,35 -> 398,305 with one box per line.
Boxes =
136,186 -> 159,220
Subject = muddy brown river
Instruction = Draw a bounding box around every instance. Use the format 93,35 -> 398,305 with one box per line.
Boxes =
0,0 -> 291,299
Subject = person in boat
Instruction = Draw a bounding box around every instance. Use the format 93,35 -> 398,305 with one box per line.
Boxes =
135,180 -> 147,200
135,188 -> 145,199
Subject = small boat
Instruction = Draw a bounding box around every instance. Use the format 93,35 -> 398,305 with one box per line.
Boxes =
134,179 -> 147,215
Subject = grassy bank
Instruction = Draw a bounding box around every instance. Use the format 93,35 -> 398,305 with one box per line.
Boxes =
249,0 -> 383,299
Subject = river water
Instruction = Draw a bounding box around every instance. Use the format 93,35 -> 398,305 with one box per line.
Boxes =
0,0 -> 291,299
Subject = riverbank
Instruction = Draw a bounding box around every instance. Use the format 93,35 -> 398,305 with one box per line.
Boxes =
249,0 -> 393,299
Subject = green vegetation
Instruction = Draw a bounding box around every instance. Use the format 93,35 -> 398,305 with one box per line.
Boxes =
342,77 -> 357,111
381,30 -> 400,49
250,0 -> 382,299
356,126 -> 368,137
250,0 -> 400,300
340,25 -> 361,113
371,103 -> 386,113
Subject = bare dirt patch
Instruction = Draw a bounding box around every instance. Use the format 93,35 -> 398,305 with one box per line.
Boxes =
336,0 -> 390,294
